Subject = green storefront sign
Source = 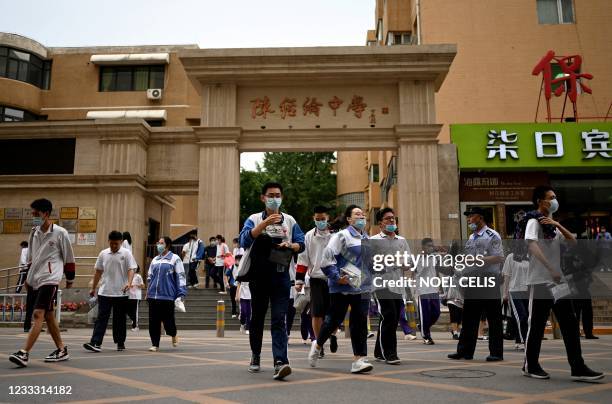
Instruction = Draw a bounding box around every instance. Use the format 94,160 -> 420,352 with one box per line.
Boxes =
450,123 -> 612,172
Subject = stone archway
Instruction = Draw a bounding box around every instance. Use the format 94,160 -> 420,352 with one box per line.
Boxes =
180,44 -> 456,240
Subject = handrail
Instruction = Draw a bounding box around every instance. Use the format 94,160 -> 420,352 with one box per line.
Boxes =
0,257 -> 98,294
0,290 -> 63,325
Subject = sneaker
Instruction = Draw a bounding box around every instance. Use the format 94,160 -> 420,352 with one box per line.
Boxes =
308,341 -> 321,367
45,346 -> 69,362
571,366 -> 604,381
232,314 -> 238,319
319,346 -> 325,359
523,366 -> 550,379
330,335 -> 338,353
273,361 -> 292,380
188,285 -> 193,289
131,327 -> 139,332
452,332 -> 460,340
149,346 -> 159,352
486,355 -> 503,362
447,352 -> 473,360
9,350 -> 28,367
83,342 -> 101,352
218,291 -> 227,295
302,339 -> 308,345
248,354 -> 261,373
246,330 -> 250,335
351,358 -> 373,374
367,332 -> 375,339
240,325 -> 246,334
117,343 -> 126,351
423,338 -> 435,345
386,355 -> 401,365
374,355 -> 385,362
172,336 -> 178,347
515,343 -> 525,351
478,335 -> 489,341
404,334 -> 417,341
193,283 -> 199,289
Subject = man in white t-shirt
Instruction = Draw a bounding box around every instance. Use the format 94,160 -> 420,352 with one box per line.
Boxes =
84,231 -> 137,352
522,185 -> 603,381
181,232 -> 203,289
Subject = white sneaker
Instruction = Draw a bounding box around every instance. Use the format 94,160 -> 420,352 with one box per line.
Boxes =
308,341 -> 321,367
172,336 -> 178,347
515,343 -> 525,351
246,330 -> 249,335
131,327 -> 139,332
188,285 -> 193,289
232,314 -> 237,319
404,334 -> 417,341
149,346 -> 159,352
351,358 -> 373,374
240,325 -> 246,334
193,284 -> 199,289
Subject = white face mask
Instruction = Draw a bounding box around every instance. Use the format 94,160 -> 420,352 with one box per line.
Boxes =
548,199 -> 559,214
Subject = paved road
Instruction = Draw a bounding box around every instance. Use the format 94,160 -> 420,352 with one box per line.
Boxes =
0,329 -> 610,403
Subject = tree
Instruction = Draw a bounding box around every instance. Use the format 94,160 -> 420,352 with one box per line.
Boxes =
239,152 -> 337,231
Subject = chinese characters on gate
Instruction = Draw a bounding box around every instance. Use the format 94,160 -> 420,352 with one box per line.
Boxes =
250,95 -> 389,121
487,129 -> 611,160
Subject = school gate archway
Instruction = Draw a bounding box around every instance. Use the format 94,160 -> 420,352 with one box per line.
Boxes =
180,45 -> 457,242
0,45 -> 457,269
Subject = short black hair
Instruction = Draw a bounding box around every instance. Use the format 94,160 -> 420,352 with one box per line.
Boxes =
108,230 -> 123,241
421,237 -> 434,246
344,204 -> 361,219
261,182 -> 283,195
209,236 -> 217,242
189,231 -> 197,239
532,185 -> 555,207
30,198 -> 52,214
376,207 -> 395,223
20,241 -> 28,248
122,231 -> 132,245
216,234 -> 225,242
314,205 -> 329,214
161,236 -> 173,248
233,238 -> 239,243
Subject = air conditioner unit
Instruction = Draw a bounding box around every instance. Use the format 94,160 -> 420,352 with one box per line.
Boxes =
147,88 -> 162,100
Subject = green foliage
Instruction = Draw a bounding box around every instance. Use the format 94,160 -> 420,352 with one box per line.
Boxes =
240,152 -> 337,230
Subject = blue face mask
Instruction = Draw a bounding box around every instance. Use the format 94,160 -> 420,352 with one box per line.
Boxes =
315,220 -> 328,231
157,244 -> 165,254
32,216 -> 43,227
265,197 -> 282,210
353,218 -> 367,230
385,224 -> 397,233
468,223 -> 478,232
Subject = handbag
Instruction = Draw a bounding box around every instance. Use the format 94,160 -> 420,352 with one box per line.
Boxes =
268,247 -> 293,267
341,261 -> 363,289
293,289 -> 310,312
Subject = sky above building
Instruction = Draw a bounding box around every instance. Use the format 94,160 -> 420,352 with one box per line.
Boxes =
1,0 -> 374,170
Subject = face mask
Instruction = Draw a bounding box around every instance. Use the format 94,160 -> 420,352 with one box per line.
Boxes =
385,224 -> 397,233
265,197 -> 282,210
210,241 -> 217,246
315,220 -> 328,230
353,218 -> 366,230
32,216 -> 43,227
548,199 -> 559,214
468,223 -> 478,232
157,244 -> 165,254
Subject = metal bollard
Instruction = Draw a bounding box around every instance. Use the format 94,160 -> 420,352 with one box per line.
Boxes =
406,301 -> 417,331
216,300 -> 225,337
344,306 -> 351,338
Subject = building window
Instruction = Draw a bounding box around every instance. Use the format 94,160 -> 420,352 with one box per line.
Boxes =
369,164 -> 380,183
99,65 -> 165,92
0,105 -> 45,122
537,0 -> 574,24
0,138 -> 75,175
338,192 -> 365,208
386,32 -> 412,45
0,46 -> 51,89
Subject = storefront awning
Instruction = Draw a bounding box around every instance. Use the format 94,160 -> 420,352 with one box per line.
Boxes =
86,110 -> 167,120
89,53 -> 170,65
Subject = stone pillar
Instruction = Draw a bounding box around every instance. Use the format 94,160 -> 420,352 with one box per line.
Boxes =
196,128 -> 241,242
396,126 -> 442,240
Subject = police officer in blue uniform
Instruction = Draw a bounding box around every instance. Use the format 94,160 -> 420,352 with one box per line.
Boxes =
448,207 -> 505,361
